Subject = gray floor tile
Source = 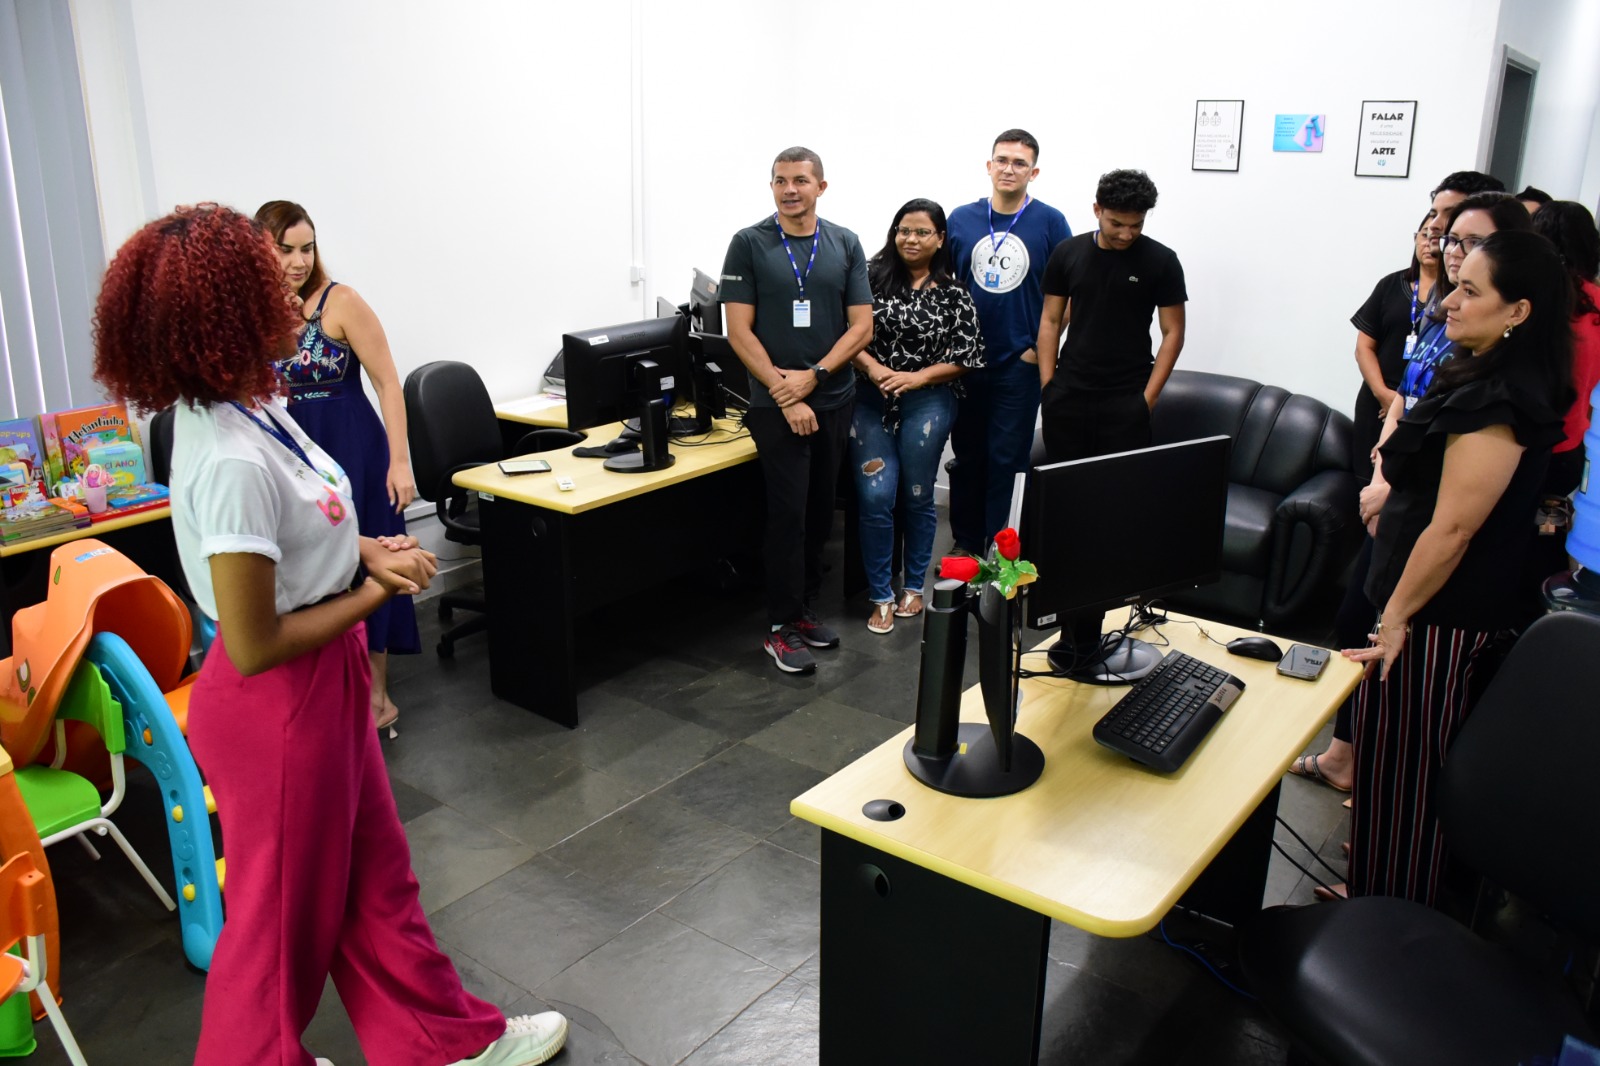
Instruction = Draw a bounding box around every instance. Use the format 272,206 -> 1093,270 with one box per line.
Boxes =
680,976 -> 818,1066
1048,922 -> 1201,1009
743,696 -> 905,774
432,855 -> 645,992
765,817 -> 822,863
544,703 -> 735,792
663,842 -> 820,972
544,792 -> 758,912
383,703 -> 569,806
812,652 -> 924,721
390,774 -> 443,824
402,806 -> 536,915
792,952 -> 821,987
536,913 -> 783,1066
452,751 -> 644,851
654,742 -> 826,838
653,664 -> 819,741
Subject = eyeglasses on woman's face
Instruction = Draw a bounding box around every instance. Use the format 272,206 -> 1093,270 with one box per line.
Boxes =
896,227 -> 936,239
1438,233 -> 1486,256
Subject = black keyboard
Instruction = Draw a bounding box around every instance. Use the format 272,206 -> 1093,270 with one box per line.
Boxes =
1092,651 -> 1246,772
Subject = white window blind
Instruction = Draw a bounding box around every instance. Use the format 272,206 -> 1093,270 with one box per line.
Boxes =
0,0 -> 104,420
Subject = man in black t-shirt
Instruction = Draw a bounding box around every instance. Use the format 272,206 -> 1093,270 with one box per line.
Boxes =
1036,169 -> 1187,462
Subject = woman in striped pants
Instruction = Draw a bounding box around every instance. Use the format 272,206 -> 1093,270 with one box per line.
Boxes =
1344,230 -> 1572,905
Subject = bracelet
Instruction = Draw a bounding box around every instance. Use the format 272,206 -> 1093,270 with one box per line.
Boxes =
1375,621 -> 1410,636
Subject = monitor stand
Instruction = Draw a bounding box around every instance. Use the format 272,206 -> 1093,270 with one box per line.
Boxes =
1045,610 -> 1162,685
604,397 -> 675,473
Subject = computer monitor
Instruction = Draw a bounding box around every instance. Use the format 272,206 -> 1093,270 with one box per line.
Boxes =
655,295 -> 684,320
562,315 -> 691,473
1022,436 -> 1230,683
689,268 -> 722,335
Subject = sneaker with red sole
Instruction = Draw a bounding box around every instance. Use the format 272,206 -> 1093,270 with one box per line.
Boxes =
765,625 -> 818,673
794,608 -> 841,649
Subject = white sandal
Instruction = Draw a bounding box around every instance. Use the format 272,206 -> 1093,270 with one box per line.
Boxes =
894,590 -> 924,618
867,602 -> 895,634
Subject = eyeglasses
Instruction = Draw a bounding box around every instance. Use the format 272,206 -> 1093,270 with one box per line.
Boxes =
990,158 -> 1034,173
896,227 -> 936,239
1438,234 -> 1486,255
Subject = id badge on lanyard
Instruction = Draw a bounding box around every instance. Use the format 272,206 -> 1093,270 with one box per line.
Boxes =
776,214 -> 819,329
793,300 -> 811,328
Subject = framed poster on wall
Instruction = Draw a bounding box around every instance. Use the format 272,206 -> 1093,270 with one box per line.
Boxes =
1193,100 -> 1243,172
1355,101 -> 1416,177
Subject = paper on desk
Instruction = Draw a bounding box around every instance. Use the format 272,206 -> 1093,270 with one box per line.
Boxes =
499,394 -> 565,416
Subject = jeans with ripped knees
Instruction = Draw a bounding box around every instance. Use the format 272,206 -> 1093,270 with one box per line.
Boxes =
849,384 -> 958,605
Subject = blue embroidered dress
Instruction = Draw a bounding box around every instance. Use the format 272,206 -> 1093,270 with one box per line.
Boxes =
275,282 -> 420,655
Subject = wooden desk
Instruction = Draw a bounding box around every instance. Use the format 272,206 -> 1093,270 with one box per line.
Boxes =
0,506 -> 170,559
452,419 -> 760,726
791,615 -> 1361,1064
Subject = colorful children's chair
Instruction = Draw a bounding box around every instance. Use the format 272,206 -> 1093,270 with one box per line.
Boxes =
11,659 -> 176,913
0,539 -> 189,771
0,852 -> 86,1064
0,745 -> 60,1047
84,632 -> 222,970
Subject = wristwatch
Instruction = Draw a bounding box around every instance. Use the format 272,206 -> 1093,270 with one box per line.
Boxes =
813,364 -> 829,383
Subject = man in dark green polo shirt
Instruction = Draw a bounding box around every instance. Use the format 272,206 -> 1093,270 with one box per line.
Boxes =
719,146 -> 873,674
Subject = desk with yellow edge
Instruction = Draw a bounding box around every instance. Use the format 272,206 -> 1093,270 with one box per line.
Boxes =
454,414 -> 759,727
791,613 -> 1361,1064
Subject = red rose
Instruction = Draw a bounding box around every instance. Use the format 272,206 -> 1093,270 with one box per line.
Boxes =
994,527 -> 1021,561
939,555 -> 981,582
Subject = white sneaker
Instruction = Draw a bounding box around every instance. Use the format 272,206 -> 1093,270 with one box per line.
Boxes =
446,1012 -> 569,1066
314,1060 -> 335,1066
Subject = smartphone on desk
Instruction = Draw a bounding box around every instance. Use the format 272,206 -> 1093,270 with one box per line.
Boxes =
1277,644 -> 1330,681
498,458 -> 552,476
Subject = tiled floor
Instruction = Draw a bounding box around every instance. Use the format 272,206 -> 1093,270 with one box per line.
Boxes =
20,514 -> 1350,1065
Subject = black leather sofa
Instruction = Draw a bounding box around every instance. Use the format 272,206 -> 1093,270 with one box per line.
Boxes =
1033,369 -> 1364,630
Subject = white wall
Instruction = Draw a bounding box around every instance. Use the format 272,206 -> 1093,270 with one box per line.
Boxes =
1488,0 -> 1600,199
77,0 -> 1583,422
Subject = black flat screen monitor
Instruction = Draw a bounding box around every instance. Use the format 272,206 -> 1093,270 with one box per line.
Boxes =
689,268 -> 722,335
1022,436 -> 1230,682
562,315 -> 691,473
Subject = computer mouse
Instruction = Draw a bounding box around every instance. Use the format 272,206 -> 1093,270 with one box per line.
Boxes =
1226,636 -> 1284,662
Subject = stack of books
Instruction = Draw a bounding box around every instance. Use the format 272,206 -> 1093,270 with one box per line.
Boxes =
0,498 -> 89,545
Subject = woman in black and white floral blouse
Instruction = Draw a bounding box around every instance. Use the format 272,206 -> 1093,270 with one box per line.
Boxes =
851,198 -> 986,634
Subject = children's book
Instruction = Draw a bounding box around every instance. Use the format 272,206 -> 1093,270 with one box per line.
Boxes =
40,404 -> 136,494
0,417 -> 47,498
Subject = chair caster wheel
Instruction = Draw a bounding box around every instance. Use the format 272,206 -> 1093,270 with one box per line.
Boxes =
437,641 -> 454,659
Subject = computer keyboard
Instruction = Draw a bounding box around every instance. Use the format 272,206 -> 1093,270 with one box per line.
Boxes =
1092,651 -> 1246,772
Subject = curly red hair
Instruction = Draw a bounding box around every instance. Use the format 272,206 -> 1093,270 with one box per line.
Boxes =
93,203 -> 301,412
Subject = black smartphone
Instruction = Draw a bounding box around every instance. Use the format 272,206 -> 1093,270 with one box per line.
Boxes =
1277,643 -> 1330,681
497,458 -> 552,475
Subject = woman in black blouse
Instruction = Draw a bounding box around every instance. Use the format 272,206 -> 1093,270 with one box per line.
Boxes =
1343,230 -> 1572,906
851,198 -> 985,633
1350,212 -> 1443,479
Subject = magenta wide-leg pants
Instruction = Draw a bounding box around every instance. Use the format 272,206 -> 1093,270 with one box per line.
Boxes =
188,624 -> 504,1066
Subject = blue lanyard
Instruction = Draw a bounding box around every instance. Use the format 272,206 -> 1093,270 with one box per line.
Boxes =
987,195 -> 1031,257
1409,283 -> 1420,333
774,214 -> 820,300
1411,317 -> 1452,366
230,401 -> 320,475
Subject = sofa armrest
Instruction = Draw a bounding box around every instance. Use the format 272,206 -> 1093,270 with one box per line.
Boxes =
1263,470 -> 1364,627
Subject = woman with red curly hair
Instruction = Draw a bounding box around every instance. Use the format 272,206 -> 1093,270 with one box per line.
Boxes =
93,204 -> 567,1066
254,199 -> 417,737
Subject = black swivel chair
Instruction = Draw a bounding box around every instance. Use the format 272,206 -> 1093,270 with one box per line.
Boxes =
403,360 -> 582,658
1238,610 -> 1600,1065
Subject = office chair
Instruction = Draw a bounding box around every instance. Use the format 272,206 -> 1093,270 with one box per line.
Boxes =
1238,610 -> 1600,1066
403,361 -> 581,657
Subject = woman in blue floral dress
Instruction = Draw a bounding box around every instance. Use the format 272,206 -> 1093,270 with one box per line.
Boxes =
256,201 -> 418,735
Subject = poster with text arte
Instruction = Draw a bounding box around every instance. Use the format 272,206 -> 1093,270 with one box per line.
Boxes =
40,403 -> 139,494
1355,101 -> 1416,178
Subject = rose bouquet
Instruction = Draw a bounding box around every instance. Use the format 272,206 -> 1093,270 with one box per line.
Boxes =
937,526 -> 1037,599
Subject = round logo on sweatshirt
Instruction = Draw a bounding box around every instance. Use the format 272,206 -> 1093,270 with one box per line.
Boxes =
969,234 -> 1029,294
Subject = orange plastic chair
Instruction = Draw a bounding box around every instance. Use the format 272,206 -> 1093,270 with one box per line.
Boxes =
0,746 -> 57,1026
0,539 -> 190,770
0,851 -> 86,1064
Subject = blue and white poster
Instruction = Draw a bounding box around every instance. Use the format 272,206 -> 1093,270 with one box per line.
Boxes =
1274,114 -> 1325,152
